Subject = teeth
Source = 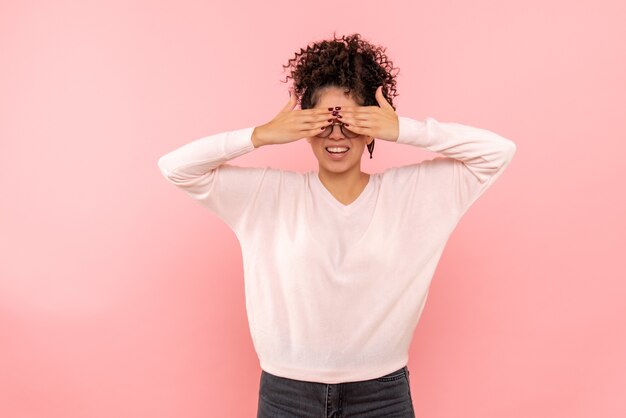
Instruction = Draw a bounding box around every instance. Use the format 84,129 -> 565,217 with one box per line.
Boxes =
326,147 -> 349,153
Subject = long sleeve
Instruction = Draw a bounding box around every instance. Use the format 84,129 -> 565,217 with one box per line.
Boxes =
391,115 -> 517,217
157,126 -> 268,231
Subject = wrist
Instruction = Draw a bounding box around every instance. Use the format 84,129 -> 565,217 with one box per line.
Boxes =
251,125 -> 267,148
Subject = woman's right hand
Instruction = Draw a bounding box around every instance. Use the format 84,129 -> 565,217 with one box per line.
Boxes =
251,89 -> 336,147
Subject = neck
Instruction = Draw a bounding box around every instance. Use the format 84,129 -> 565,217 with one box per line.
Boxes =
317,167 -> 370,201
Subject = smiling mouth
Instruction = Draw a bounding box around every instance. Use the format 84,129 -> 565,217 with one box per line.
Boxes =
325,147 -> 350,154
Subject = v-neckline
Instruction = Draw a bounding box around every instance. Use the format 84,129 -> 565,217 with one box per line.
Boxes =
313,172 -> 373,212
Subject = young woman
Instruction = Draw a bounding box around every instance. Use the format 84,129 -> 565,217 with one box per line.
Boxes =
157,32 -> 516,418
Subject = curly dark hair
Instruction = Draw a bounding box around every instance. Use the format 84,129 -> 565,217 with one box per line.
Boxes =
280,32 -> 400,158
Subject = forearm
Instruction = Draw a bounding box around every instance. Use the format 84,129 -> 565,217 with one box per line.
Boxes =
397,116 -> 516,183
157,126 -> 256,182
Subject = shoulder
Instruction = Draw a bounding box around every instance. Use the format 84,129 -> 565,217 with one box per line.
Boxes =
382,157 -> 458,184
243,167 -> 308,194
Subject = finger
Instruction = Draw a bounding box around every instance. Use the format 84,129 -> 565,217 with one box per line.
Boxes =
375,85 -> 394,110
298,107 -> 337,115
300,115 -> 334,130
336,111 -> 371,123
341,121 -> 373,137
334,105 -> 378,113
298,109 -> 337,124
303,119 -> 333,135
336,109 -> 377,122
297,108 -> 336,120
280,88 -> 300,112
338,115 -> 375,131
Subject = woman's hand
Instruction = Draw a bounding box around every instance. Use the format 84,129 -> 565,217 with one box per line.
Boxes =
252,89 -> 336,147
334,86 -> 399,142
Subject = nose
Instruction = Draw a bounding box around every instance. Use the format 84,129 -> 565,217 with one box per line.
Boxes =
328,122 -> 345,139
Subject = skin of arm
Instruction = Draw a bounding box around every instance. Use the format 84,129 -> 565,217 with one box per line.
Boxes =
251,126 -> 266,148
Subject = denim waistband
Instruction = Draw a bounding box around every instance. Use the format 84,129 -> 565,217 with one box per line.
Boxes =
261,365 -> 408,385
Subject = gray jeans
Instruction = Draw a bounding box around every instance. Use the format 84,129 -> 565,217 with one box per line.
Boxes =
257,365 -> 415,417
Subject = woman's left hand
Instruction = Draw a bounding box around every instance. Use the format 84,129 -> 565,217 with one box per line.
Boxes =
336,86 -> 399,142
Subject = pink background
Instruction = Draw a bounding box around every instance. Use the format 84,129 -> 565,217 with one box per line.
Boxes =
1,0 -> 624,417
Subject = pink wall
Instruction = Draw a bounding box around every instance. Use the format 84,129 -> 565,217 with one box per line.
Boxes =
1,0 -> 624,417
